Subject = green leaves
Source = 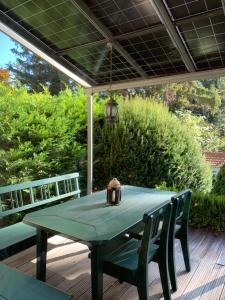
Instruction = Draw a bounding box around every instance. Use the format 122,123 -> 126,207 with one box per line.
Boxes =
175,110 -> 222,151
0,84 -> 105,191
213,164 -> 225,195
94,98 -> 212,192
190,192 -> 225,231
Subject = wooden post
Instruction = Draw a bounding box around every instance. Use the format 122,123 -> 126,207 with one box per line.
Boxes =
86,89 -> 93,195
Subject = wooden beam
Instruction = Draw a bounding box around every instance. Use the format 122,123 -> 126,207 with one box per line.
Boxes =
0,18 -> 93,87
87,67 -> 225,93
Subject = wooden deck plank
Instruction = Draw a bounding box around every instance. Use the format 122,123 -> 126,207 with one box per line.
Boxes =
217,253 -> 225,266
2,228 -> 225,300
199,264 -> 225,300
177,261 -> 215,300
219,284 -> 225,300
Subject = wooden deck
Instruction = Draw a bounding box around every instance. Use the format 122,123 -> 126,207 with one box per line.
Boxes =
3,228 -> 225,299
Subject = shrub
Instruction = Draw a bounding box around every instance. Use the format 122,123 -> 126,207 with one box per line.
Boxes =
0,83 -> 104,192
156,184 -> 225,231
190,192 -> 225,231
94,98 -> 212,192
212,164 -> 225,195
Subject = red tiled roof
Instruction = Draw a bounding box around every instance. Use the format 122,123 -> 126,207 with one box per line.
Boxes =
204,152 -> 225,167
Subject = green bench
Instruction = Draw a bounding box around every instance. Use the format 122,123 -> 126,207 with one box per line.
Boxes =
0,263 -> 70,299
0,173 -> 80,259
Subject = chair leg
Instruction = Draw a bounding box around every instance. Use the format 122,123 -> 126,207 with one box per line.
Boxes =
180,235 -> 191,272
159,260 -> 171,300
168,239 -> 177,292
137,274 -> 149,300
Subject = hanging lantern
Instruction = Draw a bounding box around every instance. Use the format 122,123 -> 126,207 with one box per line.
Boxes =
104,97 -> 118,124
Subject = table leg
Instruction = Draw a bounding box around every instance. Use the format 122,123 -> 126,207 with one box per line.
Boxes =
36,228 -> 48,281
90,245 -> 103,300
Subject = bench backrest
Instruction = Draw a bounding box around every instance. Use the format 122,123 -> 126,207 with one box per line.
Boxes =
0,173 -> 80,217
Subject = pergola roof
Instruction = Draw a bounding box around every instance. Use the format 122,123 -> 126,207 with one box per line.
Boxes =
1,0 -> 225,92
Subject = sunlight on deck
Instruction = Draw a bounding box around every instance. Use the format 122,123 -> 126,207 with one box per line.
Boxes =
3,228 -> 225,299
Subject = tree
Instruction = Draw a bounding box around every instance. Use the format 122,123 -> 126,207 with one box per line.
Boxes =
8,44 -> 76,95
165,81 -> 221,119
0,68 -> 9,82
127,80 -> 223,123
213,164 -> 225,195
200,78 -> 220,89
175,110 -> 224,151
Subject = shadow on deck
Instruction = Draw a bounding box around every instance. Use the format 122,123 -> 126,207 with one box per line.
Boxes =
3,228 -> 225,299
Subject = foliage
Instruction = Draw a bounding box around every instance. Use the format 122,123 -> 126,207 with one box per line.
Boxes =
0,83 -> 103,192
130,80 -> 223,120
8,45 -> 75,95
190,192 -> 225,231
155,183 -> 225,231
94,98 -> 212,192
129,85 -> 164,99
129,79 -> 225,152
0,69 -> 10,82
175,110 -> 224,151
212,164 -> 225,195
166,81 -> 221,117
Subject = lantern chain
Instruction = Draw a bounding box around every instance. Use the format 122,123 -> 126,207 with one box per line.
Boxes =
107,42 -> 113,94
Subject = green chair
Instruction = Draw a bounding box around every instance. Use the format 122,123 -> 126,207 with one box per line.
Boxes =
103,202 -> 172,300
169,189 -> 192,292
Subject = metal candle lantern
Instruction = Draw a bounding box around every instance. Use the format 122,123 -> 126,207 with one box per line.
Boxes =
106,178 -> 121,206
104,97 -> 118,125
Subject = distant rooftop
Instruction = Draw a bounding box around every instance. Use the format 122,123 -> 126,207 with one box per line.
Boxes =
204,152 -> 225,167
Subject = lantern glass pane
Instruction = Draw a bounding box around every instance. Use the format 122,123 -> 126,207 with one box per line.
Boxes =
104,104 -> 111,117
111,105 -> 118,117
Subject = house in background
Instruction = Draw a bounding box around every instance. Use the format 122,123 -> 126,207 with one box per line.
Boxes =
204,152 -> 225,177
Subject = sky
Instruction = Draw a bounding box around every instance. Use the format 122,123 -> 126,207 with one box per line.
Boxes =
0,31 -> 16,68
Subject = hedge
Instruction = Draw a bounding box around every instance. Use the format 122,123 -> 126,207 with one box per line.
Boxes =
212,164 -> 225,195
156,183 -> 225,231
0,83 -> 104,193
190,192 -> 225,231
94,98 -> 212,192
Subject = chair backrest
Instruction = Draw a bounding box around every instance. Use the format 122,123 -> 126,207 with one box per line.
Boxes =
172,189 -> 192,224
169,189 -> 192,244
0,173 -> 80,217
138,202 -> 172,269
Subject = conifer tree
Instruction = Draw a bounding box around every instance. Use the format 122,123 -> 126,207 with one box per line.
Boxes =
8,44 -> 75,95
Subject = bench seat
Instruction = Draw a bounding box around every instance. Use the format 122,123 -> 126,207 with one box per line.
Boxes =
0,222 -> 36,251
0,222 -> 37,260
0,263 -> 70,300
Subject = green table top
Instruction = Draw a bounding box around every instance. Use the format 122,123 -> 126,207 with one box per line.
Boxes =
23,186 -> 176,244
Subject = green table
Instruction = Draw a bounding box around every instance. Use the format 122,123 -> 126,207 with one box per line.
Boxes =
23,185 -> 175,300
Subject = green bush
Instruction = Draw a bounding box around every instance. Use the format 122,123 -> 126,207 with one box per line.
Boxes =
0,83 -> 103,192
212,164 -> 225,194
94,98 -> 212,192
156,184 -> 225,231
190,192 -> 225,231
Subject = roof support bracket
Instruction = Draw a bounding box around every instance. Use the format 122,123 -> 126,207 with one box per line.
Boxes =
222,0 -> 225,16
150,0 -> 197,72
